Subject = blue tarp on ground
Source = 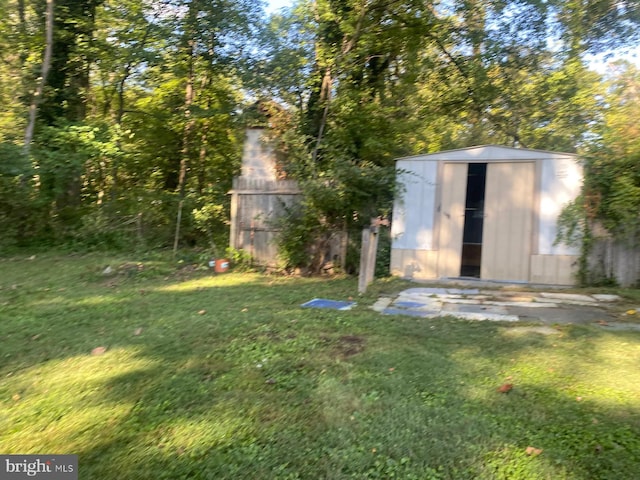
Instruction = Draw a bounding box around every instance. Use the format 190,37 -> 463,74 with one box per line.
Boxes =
301,298 -> 356,310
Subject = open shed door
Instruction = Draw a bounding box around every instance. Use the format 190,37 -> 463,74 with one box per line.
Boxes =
481,162 -> 534,282
437,163 -> 467,278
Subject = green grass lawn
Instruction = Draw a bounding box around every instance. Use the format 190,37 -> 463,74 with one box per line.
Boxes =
1,252 -> 640,479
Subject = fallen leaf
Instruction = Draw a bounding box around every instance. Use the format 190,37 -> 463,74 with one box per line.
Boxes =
497,383 -> 513,393
388,367 -> 395,372
525,446 -> 543,456
576,396 -> 583,401
198,309 -> 206,315
31,334 -> 41,341
91,346 -> 107,356
133,328 -> 143,336
626,309 -> 637,315
12,394 -> 20,402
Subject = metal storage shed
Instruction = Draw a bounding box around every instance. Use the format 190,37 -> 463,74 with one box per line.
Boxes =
390,145 -> 583,285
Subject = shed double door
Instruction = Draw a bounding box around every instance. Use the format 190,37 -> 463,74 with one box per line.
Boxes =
438,162 -> 534,282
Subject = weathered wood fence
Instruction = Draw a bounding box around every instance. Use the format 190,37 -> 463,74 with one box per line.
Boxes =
588,233 -> 640,287
229,177 -> 301,267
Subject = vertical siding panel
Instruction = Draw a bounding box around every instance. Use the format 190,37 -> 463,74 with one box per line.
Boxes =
437,163 -> 467,278
482,163 -> 534,282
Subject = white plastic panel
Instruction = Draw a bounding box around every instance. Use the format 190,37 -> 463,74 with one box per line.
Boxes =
538,157 -> 583,255
391,160 -> 438,250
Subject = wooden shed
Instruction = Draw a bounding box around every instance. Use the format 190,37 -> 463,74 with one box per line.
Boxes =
229,127 -> 301,266
390,145 -> 583,285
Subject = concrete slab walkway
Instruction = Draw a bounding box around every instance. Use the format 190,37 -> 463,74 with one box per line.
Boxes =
371,287 -> 632,327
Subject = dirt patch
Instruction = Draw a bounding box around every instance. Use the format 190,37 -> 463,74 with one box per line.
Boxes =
335,335 -> 366,359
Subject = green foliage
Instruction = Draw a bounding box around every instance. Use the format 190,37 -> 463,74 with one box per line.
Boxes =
555,196 -> 588,249
224,247 -> 255,272
0,143 -> 49,248
271,201 -> 322,270
1,0 -> 640,267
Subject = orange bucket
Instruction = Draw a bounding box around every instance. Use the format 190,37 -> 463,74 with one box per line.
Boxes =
214,258 -> 229,273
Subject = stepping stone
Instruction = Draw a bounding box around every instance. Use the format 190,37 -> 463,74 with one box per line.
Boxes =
400,287 -> 479,297
383,307 -> 439,318
442,303 -> 510,314
446,288 -> 480,295
539,292 -> 597,303
442,298 -> 482,304
395,295 -> 442,309
535,298 -> 597,306
592,294 -> 621,302
402,288 -> 449,296
597,322 -> 640,332
484,301 -> 559,308
495,295 -> 536,302
394,300 -> 433,309
371,297 -> 393,312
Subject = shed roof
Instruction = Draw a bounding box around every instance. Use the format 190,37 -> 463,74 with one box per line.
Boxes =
396,145 -> 579,163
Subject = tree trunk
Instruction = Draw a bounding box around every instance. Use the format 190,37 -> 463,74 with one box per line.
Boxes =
24,0 -> 54,150
173,38 -> 196,256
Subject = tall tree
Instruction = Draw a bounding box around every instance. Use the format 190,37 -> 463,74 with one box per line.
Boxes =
24,0 -> 54,149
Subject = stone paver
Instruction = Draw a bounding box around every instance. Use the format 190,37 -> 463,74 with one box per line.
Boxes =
539,292 -> 597,302
484,300 -> 560,308
597,322 -> 640,332
592,294 -> 621,302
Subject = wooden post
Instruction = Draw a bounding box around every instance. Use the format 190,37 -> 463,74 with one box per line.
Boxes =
229,178 -> 239,251
358,217 -> 389,294
358,223 -> 378,293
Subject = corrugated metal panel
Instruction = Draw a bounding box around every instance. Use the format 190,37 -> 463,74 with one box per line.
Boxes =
481,163 -> 534,282
538,157 -> 582,255
390,249 -> 439,279
437,163 -> 467,277
530,255 -> 579,285
391,160 -> 438,250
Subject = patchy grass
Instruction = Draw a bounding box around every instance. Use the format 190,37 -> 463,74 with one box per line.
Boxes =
1,252 -> 640,479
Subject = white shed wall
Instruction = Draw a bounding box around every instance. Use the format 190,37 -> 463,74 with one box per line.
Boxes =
391,160 -> 438,250
538,157 -> 582,255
